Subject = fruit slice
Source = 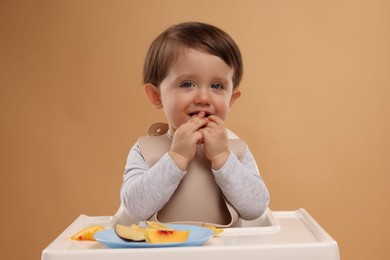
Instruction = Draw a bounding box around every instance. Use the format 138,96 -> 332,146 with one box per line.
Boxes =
71,225 -> 104,241
115,224 -> 145,242
144,228 -> 190,243
202,224 -> 224,236
145,221 -> 174,231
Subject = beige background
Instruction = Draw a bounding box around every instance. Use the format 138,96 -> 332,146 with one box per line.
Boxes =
1,0 -> 389,259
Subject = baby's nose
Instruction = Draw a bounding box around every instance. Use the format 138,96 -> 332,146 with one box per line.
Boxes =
194,89 -> 211,105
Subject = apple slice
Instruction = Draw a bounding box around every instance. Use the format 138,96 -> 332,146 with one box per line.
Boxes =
115,224 -> 145,242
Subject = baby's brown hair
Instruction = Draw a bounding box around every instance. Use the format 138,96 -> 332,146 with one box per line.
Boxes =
143,22 -> 243,89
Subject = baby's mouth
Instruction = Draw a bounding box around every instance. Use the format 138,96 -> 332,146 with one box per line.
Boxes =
189,111 -> 211,117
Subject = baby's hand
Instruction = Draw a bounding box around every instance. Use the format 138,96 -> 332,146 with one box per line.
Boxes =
168,113 -> 208,171
198,115 -> 230,170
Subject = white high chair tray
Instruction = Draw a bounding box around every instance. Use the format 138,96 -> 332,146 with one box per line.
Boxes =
42,209 -> 339,260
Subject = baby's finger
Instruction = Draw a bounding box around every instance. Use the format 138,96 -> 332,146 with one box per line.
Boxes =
190,111 -> 206,119
183,117 -> 209,133
195,111 -> 206,118
207,115 -> 224,125
206,121 -> 217,128
195,131 -> 204,144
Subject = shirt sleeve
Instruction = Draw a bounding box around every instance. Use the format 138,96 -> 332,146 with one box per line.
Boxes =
212,147 -> 270,220
120,141 -> 185,221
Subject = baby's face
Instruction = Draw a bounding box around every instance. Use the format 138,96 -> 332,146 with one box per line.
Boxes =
158,48 -> 237,133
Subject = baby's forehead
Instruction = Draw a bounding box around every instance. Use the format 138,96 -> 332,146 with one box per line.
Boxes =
165,48 -> 235,84
173,47 -> 228,66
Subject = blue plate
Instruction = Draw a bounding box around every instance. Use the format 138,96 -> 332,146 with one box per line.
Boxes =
94,224 -> 215,248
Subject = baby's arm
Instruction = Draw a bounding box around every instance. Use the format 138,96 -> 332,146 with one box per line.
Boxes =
212,147 -> 269,220
120,142 -> 185,221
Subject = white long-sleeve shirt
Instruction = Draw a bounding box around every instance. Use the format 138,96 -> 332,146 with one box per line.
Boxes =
120,140 -> 269,222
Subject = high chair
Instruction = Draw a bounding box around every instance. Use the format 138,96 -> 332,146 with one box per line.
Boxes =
42,128 -> 340,260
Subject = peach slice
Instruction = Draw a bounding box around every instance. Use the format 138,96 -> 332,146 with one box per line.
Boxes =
115,224 -> 145,242
71,225 -> 104,241
202,224 -> 224,236
145,221 -> 174,231
144,228 -> 190,243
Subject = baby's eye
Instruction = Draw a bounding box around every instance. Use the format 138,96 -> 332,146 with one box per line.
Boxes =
180,81 -> 195,88
210,83 -> 223,90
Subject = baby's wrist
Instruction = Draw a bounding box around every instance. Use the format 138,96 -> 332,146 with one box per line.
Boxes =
168,151 -> 189,171
211,150 -> 230,170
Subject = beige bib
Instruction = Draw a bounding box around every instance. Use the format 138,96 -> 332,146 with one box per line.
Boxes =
139,123 -> 246,227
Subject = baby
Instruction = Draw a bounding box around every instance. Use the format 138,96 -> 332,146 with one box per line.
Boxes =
121,22 -> 269,227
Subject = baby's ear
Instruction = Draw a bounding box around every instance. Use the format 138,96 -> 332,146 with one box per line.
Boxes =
144,83 -> 162,109
229,89 -> 241,109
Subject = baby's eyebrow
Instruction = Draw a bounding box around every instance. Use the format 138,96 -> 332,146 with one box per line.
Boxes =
210,77 -> 230,86
174,74 -> 197,81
